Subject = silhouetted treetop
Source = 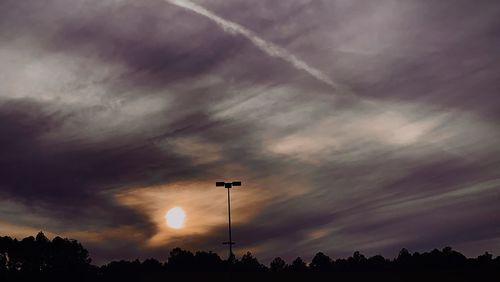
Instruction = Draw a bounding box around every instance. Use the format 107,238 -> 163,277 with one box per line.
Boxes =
1,233 -> 500,281
289,256 -> 308,272
270,257 -> 287,272
310,252 -> 332,271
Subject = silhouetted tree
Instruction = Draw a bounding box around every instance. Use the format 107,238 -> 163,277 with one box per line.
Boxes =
167,248 -> 195,271
19,236 -> 39,273
288,257 -> 307,272
367,255 -> 389,271
0,233 -> 93,281
476,251 -> 494,271
35,232 -> 50,272
141,258 -> 163,272
1,232 -> 500,281
478,251 -> 493,263
0,237 -> 8,275
270,257 -> 287,272
236,252 -> 267,272
47,236 -> 91,274
347,251 -> 367,270
397,248 -> 411,262
441,246 -> 467,268
310,252 -> 332,271
0,252 -> 6,273
194,251 -> 223,271
494,255 -> 500,266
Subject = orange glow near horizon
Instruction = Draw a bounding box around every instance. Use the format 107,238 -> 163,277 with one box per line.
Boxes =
115,180 -> 270,247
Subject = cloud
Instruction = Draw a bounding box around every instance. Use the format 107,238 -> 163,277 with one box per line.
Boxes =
1,0 -> 500,264
165,0 -> 339,90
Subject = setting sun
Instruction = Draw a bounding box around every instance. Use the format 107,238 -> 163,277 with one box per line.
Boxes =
165,207 -> 186,229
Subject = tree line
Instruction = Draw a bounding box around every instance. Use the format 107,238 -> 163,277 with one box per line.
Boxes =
1,232 -> 499,281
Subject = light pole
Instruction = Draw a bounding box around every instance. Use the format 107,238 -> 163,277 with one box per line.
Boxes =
216,180 -> 242,260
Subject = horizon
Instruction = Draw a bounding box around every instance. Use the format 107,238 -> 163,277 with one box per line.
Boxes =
2,231 -> 499,267
1,0 -> 500,265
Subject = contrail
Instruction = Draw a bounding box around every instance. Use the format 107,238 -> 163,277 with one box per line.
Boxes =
166,0 -> 337,89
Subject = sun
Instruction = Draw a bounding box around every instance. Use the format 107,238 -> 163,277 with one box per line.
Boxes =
165,207 -> 186,229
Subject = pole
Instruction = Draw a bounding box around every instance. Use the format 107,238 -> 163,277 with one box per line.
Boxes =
227,186 -> 233,259
216,181 -> 241,261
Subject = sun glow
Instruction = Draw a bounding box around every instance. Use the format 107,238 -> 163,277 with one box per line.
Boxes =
165,207 -> 186,229
115,180 -> 269,246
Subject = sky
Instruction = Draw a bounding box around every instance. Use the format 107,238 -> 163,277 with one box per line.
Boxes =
1,0 -> 500,264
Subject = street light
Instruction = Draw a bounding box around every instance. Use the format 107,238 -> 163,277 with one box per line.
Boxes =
216,181 -> 242,260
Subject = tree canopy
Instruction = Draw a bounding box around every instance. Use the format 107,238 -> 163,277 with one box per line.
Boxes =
1,232 -> 499,281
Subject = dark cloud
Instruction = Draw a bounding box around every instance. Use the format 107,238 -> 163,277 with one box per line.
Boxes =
1,0 -> 318,94
0,99 -> 166,231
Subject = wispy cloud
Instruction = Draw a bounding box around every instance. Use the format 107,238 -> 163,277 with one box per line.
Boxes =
166,0 -> 338,89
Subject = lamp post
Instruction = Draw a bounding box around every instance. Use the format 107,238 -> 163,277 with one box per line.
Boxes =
216,181 -> 242,260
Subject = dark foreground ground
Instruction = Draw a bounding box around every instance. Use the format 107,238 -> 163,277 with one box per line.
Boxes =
3,270 -> 500,282
2,233 -> 499,281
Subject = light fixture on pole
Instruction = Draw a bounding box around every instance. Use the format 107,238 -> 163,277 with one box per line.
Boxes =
216,180 -> 242,260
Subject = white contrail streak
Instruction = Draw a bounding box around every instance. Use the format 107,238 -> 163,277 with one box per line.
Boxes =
166,0 -> 337,89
